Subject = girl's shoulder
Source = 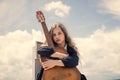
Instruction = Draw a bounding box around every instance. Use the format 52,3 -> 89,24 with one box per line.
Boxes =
67,45 -> 76,53
67,45 -> 74,50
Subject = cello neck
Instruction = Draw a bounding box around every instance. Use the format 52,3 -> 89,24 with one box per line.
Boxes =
41,22 -> 55,49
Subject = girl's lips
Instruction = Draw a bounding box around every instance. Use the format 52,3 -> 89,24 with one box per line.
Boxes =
56,39 -> 60,42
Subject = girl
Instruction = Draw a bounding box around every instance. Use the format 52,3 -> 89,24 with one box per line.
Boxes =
38,23 -> 79,70
36,11 -> 87,80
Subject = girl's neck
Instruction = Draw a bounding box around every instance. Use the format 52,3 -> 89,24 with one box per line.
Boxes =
58,42 -> 66,48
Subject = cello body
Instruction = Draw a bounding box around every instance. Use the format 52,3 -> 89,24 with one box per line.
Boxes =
41,47 -> 81,80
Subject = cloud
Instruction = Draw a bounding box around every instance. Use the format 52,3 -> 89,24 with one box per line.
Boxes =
0,29 -> 45,80
74,26 -> 120,80
44,1 -> 70,18
98,0 -> 120,20
0,26 -> 120,80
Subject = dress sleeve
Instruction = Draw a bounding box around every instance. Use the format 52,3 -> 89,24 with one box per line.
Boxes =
61,46 -> 79,67
37,46 -> 54,57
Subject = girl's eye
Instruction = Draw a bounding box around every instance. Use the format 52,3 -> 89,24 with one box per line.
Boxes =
53,34 -> 56,37
58,32 -> 62,35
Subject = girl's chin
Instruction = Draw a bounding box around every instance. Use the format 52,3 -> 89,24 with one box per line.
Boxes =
55,41 -> 65,45
56,42 -> 62,45
56,42 -> 61,45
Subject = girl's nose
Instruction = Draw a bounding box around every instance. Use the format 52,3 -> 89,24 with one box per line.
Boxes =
55,35 -> 59,38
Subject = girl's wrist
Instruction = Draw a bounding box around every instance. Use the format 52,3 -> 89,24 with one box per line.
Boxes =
55,60 -> 64,67
50,52 -> 59,58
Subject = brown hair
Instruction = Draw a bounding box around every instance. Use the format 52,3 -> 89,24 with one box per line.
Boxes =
49,23 -> 79,55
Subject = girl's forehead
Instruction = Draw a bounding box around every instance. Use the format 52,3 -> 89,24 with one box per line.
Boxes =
53,27 -> 62,32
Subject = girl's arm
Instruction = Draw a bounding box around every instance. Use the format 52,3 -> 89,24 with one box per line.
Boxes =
42,59 -> 64,70
50,52 -> 69,59
61,46 -> 79,67
37,46 -> 79,68
37,46 -> 54,57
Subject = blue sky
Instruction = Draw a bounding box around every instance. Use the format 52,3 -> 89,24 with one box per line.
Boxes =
0,0 -> 120,80
0,0 -> 120,37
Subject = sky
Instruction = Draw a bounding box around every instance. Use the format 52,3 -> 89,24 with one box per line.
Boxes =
0,0 -> 120,80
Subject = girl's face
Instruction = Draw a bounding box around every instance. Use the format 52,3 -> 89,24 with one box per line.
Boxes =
52,27 -> 65,47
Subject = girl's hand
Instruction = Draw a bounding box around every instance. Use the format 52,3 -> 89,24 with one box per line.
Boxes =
42,59 -> 64,70
51,52 -> 69,59
42,59 -> 56,70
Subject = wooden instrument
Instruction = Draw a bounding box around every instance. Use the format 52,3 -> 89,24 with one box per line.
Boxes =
36,10 -> 80,80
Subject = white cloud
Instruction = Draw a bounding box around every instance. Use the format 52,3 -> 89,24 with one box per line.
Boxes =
0,26 -> 120,80
44,1 -> 70,18
98,0 -> 120,20
74,26 -> 120,80
0,29 -> 45,80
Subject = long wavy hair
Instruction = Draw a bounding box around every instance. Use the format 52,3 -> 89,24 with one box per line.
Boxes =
49,23 -> 79,55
